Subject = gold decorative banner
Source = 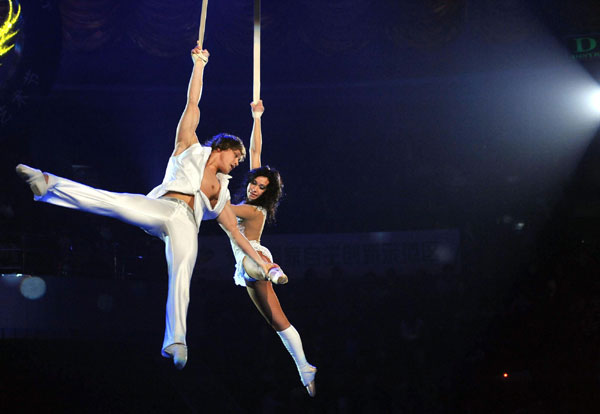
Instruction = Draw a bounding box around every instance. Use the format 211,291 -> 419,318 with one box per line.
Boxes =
0,0 -> 21,60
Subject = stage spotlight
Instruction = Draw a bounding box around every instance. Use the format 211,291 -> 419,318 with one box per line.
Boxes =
588,89 -> 600,114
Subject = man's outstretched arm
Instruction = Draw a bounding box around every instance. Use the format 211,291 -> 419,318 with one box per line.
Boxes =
173,46 -> 210,157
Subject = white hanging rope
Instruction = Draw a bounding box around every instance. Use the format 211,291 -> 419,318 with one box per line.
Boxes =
253,0 -> 261,103
198,0 -> 209,49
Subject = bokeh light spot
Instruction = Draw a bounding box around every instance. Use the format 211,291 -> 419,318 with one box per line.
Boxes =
19,276 -> 47,300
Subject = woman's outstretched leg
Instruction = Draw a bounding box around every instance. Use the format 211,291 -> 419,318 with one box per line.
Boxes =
245,276 -> 317,397
245,279 -> 290,330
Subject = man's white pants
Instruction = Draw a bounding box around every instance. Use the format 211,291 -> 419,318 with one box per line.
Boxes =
36,174 -> 198,354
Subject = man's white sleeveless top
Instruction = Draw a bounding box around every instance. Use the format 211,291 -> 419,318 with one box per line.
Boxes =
146,143 -> 231,231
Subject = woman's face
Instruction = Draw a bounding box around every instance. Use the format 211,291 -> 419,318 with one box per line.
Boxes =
247,176 -> 270,201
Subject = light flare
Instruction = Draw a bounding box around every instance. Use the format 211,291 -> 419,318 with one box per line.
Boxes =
589,89 -> 600,114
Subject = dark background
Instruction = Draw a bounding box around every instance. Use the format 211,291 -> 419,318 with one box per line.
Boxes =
3,0 -> 600,412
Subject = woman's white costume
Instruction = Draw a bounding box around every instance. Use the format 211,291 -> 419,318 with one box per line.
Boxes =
230,205 -> 270,287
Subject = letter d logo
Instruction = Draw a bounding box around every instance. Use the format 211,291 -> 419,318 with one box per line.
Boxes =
575,37 -> 597,53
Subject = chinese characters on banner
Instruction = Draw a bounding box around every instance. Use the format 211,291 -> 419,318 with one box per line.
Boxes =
194,229 -> 460,281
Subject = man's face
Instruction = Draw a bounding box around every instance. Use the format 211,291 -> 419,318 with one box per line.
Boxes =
218,148 -> 243,173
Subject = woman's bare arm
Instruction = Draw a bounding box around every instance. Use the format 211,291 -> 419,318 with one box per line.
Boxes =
217,202 -> 274,275
249,100 -> 264,169
230,203 -> 262,220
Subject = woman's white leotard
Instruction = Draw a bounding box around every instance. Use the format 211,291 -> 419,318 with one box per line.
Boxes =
230,205 -> 271,287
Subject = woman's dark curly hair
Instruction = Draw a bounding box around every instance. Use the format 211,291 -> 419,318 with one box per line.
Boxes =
234,166 -> 283,223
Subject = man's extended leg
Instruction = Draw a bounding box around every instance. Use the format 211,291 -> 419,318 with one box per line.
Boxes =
161,209 -> 198,370
17,165 -> 171,234
17,164 -> 200,370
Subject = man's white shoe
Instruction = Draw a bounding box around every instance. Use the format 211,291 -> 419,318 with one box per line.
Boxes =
16,164 -> 48,197
163,343 -> 188,370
